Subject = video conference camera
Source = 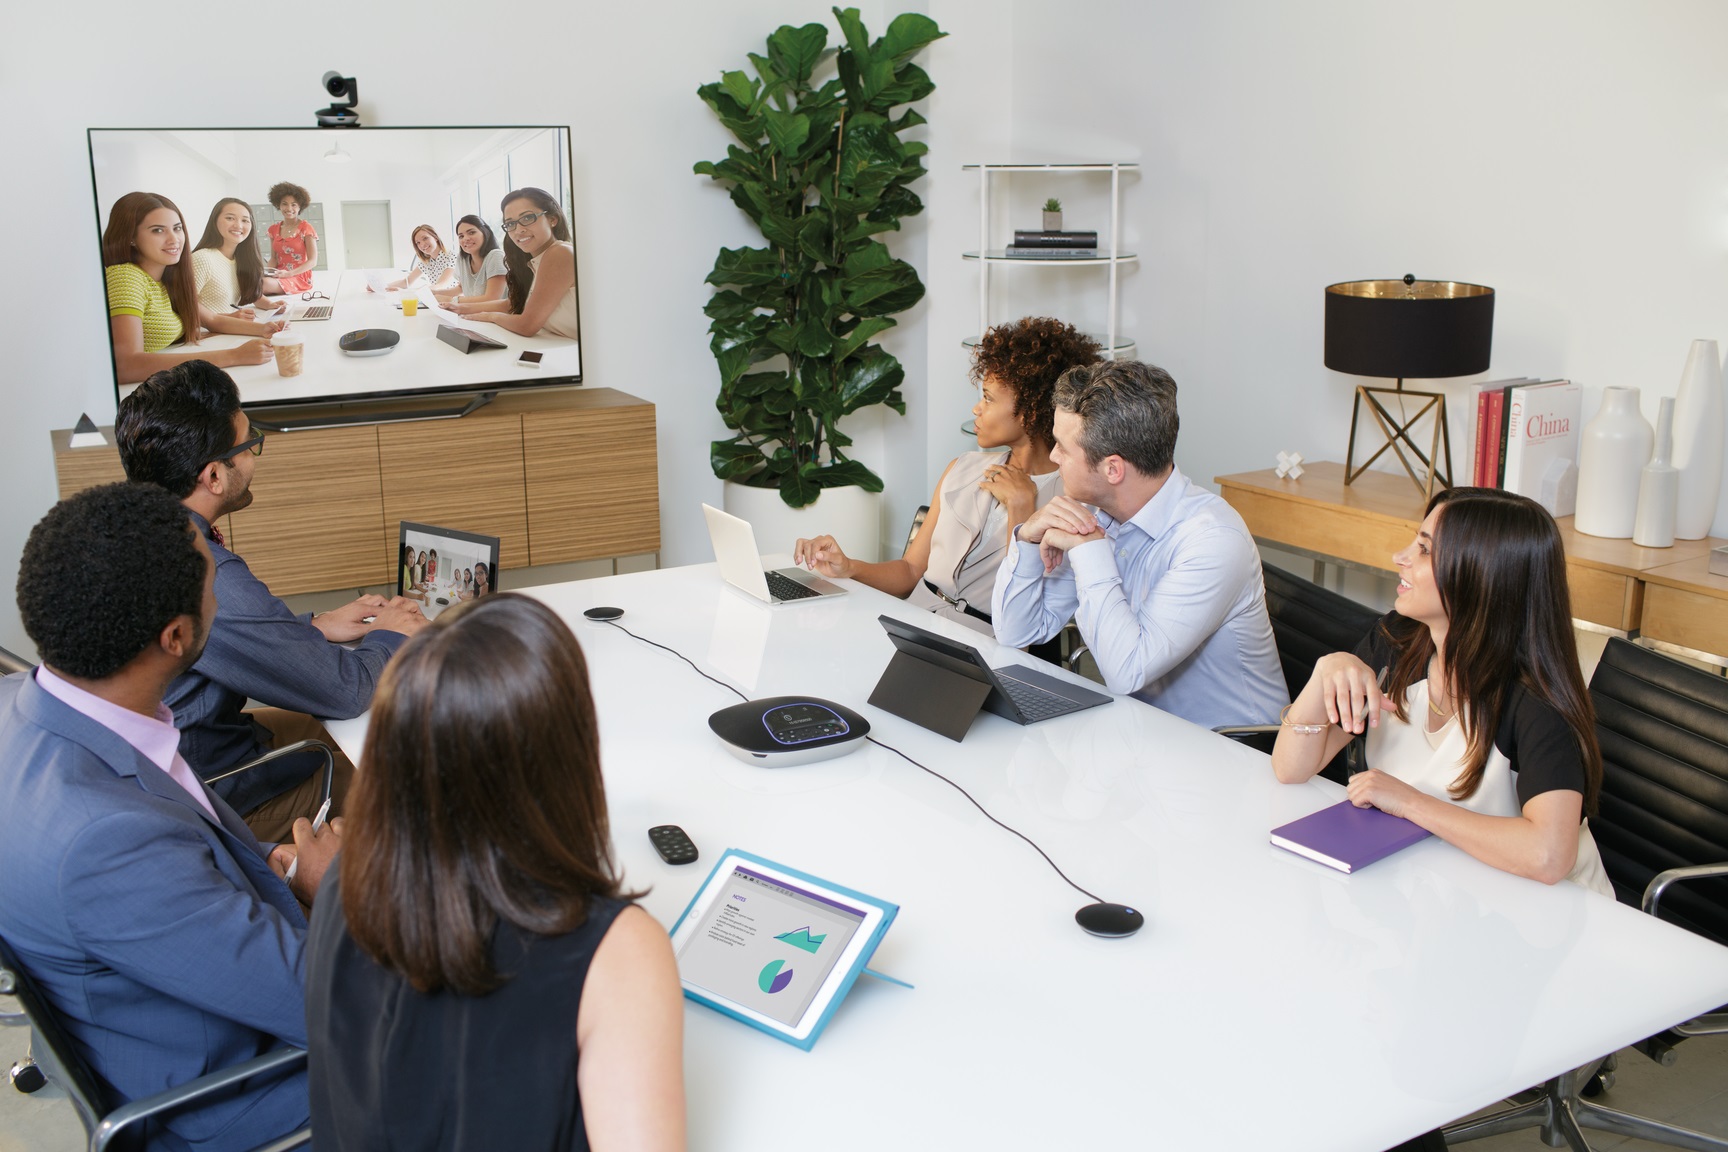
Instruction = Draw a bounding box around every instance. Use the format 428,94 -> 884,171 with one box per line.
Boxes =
316,72 -> 360,127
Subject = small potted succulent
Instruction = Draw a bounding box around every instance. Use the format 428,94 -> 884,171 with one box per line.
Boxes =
1042,198 -> 1062,231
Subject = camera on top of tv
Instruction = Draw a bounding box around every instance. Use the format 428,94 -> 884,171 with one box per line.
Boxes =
316,72 -> 360,128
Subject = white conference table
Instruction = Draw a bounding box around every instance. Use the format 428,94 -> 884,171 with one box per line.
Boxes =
324,562 -> 1728,1152
120,269 -> 581,408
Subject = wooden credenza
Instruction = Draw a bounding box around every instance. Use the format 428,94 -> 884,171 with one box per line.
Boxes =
1216,461 -> 1728,660
52,388 -> 660,597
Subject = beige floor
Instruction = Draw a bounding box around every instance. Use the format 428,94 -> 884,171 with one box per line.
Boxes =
2,994 -> 1724,1150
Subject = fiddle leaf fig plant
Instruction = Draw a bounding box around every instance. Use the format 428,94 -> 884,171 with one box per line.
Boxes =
696,7 -> 946,508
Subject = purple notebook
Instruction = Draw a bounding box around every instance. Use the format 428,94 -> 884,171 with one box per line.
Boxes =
1270,800 -> 1431,873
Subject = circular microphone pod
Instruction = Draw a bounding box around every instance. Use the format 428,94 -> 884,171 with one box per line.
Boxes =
1075,902 -> 1144,938
583,606 -> 625,621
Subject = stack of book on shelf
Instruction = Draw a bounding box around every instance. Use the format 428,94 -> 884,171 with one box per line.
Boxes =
1005,230 -> 1098,258
1465,378 -> 1582,517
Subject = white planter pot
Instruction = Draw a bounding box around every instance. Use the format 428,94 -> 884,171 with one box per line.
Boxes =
722,481 -> 881,563
1673,339 -> 1725,539
1574,387 -> 1653,539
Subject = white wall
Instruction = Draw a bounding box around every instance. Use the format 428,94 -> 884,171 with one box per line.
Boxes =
0,0 -> 908,658
999,0 -> 1728,550
6,0 -> 1727,658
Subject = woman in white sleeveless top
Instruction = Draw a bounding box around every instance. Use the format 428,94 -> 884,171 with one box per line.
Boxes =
466,187 -> 579,341
792,318 -> 1101,636
1272,487 -> 1612,896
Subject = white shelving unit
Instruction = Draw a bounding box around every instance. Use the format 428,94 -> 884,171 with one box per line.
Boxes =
962,162 -> 1139,360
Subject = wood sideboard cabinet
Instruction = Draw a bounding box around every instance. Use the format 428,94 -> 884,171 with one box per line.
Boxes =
51,388 -> 660,597
1215,461 -> 1728,661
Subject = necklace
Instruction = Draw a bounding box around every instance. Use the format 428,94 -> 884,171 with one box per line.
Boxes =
1427,657 -> 1453,718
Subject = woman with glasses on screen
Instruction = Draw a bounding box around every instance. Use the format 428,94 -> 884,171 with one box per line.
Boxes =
379,225 -> 457,294
262,181 -> 318,295
191,198 -> 271,316
465,187 -> 579,340
438,215 -> 510,313
305,595 -> 685,1152
1272,487 -> 1612,897
102,191 -> 285,385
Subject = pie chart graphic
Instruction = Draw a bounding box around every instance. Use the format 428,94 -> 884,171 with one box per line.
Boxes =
757,959 -> 794,994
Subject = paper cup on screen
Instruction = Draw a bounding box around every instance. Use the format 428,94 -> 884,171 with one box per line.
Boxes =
401,295 -> 419,317
271,331 -> 305,377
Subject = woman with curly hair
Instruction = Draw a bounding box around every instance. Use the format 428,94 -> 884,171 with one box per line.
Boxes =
262,181 -> 318,294
794,317 -> 1101,636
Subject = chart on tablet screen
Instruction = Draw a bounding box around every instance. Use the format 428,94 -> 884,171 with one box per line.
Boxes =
758,960 -> 795,994
774,927 -> 826,954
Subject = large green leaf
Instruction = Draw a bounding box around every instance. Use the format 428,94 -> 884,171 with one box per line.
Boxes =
711,439 -> 764,481
767,23 -> 829,84
705,246 -> 783,288
877,62 -> 935,107
763,108 -> 811,157
811,459 -> 886,491
837,347 -> 907,414
834,316 -> 894,361
881,13 -> 946,61
702,290 -> 755,321
734,371 -> 788,398
779,468 -> 822,508
832,7 -> 871,59
719,70 -> 759,111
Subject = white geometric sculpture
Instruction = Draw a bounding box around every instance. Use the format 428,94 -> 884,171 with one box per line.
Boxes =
1275,451 -> 1305,480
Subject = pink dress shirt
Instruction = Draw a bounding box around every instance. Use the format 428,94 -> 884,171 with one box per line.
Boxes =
36,667 -> 220,821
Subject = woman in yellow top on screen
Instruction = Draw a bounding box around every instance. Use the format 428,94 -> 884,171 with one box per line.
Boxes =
262,181 -> 318,295
793,317 -> 1102,639
103,192 -> 284,386
379,225 -> 458,294
191,198 -> 272,317
1271,487 -> 1612,895
466,188 -> 578,340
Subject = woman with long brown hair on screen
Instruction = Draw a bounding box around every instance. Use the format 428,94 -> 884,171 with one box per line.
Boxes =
304,595 -> 685,1151
1272,486 -> 1611,896
466,187 -> 578,339
438,214 -> 510,312
191,197 -> 271,315
102,191 -> 283,385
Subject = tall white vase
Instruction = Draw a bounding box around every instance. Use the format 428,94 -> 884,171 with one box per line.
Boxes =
1574,387 -> 1653,539
1633,397 -> 1678,548
722,480 -> 881,563
1672,339 -> 1725,539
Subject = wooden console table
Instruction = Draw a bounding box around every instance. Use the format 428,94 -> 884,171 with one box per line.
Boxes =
1216,462 -> 1728,659
51,388 -> 660,597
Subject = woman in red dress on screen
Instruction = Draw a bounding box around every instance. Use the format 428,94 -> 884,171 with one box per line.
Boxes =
263,181 -> 318,295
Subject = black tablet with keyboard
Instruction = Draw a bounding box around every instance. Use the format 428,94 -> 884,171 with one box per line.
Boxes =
876,615 -> 1112,726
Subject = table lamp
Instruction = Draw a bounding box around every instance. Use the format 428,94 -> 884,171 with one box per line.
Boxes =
1324,275 -> 1494,500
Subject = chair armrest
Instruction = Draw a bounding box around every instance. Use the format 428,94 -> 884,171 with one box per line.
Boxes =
1640,861 -> 1728,920
1214,725 -> 1280,755
204,739 -> 335,808
93,1047 -> 307,1152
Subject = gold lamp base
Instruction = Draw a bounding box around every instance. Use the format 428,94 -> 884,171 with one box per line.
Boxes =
1344,379 -> 1452,502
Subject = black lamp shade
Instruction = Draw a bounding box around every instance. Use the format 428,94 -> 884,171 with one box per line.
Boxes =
1324,280 -> 1494,379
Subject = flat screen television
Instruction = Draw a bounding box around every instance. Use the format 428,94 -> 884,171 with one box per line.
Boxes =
88,126 -> 582,415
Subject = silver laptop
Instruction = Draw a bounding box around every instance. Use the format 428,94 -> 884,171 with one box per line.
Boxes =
701,504 -> 847,606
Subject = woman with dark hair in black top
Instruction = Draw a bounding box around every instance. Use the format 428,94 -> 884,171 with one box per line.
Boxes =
305,595 -> 685,1150
1272,487 -> 1611,895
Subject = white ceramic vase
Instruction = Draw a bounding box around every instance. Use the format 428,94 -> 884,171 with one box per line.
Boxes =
722,480 -> 881,564
1633,397 -> 1678,548
1672,339 -> 1725,539
1574,387 -> 1653,539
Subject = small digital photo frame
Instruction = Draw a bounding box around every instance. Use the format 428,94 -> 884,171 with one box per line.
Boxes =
396,521 -> 501,621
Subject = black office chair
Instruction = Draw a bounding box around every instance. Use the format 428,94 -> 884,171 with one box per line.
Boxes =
904,505 -> 929,555
1444,637 -> 1728,1150
0,933 -> 309,1152
1215,565 -> 1382,781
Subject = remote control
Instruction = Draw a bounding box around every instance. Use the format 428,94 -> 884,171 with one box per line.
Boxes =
648,825 -> 698,865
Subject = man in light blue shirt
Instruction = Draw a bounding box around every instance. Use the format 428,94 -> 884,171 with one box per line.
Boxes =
992,360 -> 1288,729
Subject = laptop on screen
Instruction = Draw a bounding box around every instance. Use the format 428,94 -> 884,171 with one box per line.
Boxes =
702,504 -> 847,606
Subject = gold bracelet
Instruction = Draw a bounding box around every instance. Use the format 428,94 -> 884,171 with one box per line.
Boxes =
1280,703 -> 1330,736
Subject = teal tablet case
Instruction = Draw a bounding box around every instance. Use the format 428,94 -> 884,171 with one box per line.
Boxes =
669,849 -> 900,1051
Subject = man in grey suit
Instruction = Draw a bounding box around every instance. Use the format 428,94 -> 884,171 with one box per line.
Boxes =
0,483 -> 337,1151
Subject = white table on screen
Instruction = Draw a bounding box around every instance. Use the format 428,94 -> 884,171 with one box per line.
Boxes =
134,269 -> 580,408
323,563 -> 1728,1152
